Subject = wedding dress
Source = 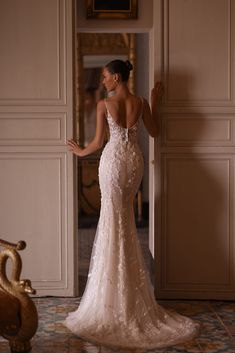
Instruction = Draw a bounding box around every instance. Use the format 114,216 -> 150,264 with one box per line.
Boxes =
64,99 -> 199,352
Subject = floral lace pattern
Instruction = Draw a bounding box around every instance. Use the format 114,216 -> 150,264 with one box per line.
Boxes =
64,103 -> 199,351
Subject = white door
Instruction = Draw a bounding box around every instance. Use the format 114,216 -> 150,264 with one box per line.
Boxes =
151,0 -> 235,299
0,0 -> 77,296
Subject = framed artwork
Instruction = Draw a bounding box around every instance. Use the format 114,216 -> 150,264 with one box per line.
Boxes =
86,0 -> 138,19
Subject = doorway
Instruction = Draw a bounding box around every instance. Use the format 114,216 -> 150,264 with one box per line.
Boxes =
76,32 -> 152,295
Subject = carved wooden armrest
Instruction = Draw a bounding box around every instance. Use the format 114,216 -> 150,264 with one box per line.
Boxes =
0,239 -> 38,353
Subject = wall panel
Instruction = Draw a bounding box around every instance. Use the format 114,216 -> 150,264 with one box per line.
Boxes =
0,113 -> 66,144
0,0 -> 66,105
162,155 -> 231,288
0,154 -> 67,289
162,114 -> 233,146
155,0 -> 235,299
164,0 -> 234,106
0,0 -> 76,296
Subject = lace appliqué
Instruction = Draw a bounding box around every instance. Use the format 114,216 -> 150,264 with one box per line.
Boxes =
64,105 -> 199,351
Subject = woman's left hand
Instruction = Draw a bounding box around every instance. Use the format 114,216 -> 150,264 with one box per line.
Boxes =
151,81 -> 164,104
67,139 -> 83,156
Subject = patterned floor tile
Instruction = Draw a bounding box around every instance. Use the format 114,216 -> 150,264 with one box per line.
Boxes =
1,298 -> 235,352
1,230 -> 235,352
37,297 -> 235,352
158,300 -> 211,318
210,301 -> 235,339
198,339 -> 235,353
31,347 -> 70,353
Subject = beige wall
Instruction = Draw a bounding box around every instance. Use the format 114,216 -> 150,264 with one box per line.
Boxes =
1,0 -> 234,300
0,0 -> 76,296
155,0 -> 235,299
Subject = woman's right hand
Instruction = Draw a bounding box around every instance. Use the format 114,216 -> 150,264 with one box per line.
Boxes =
67,139 -> 83,157
151,81 -> 164,104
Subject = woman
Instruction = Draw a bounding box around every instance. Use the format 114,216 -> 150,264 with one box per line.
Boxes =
65,60 -> 199,351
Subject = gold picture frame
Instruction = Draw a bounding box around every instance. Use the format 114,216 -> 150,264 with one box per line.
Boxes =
86,0 -> 138,19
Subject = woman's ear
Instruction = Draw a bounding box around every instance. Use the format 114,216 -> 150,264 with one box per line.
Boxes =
114,73 -> 120,82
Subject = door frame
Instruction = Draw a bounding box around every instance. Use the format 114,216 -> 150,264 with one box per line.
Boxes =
75,7 -> 161,294
148,0 -> 163,294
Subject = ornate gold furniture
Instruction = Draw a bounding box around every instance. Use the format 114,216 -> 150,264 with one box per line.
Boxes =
0,239 -> 38,353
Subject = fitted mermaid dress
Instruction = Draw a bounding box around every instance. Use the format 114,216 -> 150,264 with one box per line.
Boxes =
64,101 -> 199,351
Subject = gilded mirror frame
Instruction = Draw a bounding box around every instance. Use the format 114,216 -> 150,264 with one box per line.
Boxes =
76,33 -> 136,146
86,0 -> 138,19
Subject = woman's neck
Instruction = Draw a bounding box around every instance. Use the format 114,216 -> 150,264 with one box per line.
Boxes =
114,83 -> 131,98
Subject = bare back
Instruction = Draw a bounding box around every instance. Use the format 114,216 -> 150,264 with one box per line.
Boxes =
105,95 -> 143,129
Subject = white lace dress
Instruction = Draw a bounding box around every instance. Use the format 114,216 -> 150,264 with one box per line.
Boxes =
64,103 -> 199,352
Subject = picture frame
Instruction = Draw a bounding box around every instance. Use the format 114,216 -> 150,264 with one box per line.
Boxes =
86,0 -> 138,19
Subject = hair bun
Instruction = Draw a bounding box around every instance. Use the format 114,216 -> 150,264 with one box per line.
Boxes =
125,60 -> 133,72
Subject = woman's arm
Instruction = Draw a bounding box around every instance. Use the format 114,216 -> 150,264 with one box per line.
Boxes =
142,82 -> 164,138
67,100 -> 107,157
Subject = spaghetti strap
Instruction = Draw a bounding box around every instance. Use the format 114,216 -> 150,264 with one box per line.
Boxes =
140,96 -> 144,118
104,98 -> 109,117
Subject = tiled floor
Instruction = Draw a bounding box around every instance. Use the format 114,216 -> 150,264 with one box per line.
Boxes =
1,298 -> 235,353
1,228 -> 235,352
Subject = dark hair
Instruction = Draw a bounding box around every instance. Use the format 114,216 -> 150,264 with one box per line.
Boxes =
105,59 -> 133,82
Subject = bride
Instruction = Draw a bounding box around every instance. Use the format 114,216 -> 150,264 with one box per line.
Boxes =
65,59 -> 199,351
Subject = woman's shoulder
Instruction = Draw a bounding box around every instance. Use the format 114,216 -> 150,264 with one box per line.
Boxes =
139,96 -> 149,108
97,99 -> 106,107
130,94 -> 145,105
131,95 -> 145,110
96,99 -> 107,113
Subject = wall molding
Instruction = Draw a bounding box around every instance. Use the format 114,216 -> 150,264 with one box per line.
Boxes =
163,0 -> 233,107
160,154 -> 232,291
0,112 -> 67,144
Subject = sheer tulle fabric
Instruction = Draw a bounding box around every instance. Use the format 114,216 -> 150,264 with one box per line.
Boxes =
64,105 -> 199,351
